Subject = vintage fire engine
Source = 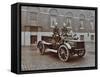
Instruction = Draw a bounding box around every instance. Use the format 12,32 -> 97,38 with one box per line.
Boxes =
37,25 -> 86,62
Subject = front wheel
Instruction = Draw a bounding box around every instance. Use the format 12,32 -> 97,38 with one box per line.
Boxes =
37,41 -> 45,55
58,45 -> 70,62
77,49 -> 85,57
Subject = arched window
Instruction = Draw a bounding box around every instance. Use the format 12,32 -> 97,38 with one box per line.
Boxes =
49,9 -> 58,28
28,7 -> 40,26
65,12 -> 73,28
29,12 -> 37,23
90,16 -> 94,30
79,14 -> 85,29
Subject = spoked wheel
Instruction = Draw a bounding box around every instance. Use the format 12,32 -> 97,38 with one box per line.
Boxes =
77,49 -> 85,57
58,45 -> 70,62
37,41 -> 45,55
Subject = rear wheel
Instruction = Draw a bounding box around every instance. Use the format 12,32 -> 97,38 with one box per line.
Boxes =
58,45 -> 70,62
37,41 -> 45,55
77,49 -> 85,57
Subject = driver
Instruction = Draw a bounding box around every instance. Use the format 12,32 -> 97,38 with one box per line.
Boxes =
53,25 -> 60,36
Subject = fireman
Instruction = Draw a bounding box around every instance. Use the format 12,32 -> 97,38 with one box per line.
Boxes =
61,23 -> 69,41
52,23 -> 61,44
53,25 -> 60,36
61,23 -> 68,37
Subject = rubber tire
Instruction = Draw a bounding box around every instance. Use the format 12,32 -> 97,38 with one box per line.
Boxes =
58,45 -> 70,62
77,49 -> 85,57
37,41 -> 45,55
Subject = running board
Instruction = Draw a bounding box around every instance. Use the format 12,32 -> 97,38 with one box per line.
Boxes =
45,49 -> 57,53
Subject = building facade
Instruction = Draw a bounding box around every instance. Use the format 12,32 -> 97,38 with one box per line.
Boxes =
21,6 -> 95,46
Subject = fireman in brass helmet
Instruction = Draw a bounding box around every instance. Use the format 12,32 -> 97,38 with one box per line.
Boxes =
61,23 -> 68,37
52,23 -> 61,44
61,22 -> 74,41
53,24 -> 60,36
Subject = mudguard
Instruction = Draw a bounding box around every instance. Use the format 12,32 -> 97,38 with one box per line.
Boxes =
64,43 -> 71,49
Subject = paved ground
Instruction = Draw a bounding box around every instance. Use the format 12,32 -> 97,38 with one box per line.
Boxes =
21,42 -> 95,71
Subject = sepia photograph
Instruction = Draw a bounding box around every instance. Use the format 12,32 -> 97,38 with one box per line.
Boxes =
21,5 -> 96,71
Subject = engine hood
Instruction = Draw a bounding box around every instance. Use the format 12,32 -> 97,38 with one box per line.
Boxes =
69,40 -> 84,42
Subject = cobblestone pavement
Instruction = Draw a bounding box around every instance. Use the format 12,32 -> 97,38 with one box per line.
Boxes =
21,42 -> 95,71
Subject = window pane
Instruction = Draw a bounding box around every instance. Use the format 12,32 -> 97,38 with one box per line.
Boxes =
80,20 -> 84,29
90,21 -> 94,30
79,14 -> 85,29
66,17 -> 72,27
91,35 -> 94,40
80,35 -> 84,40
51,16 -> 57,27
30,12 -> 37,20
29,12 -> 37,26
30,35 -> 37,44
